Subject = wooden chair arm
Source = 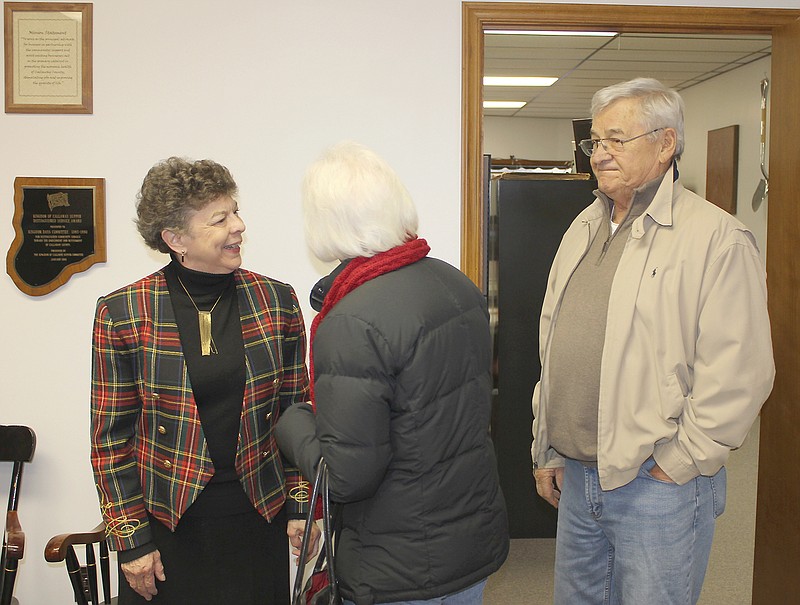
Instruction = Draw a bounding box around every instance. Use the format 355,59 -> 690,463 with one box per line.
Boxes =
5,510 -> 25,559
44,522 -> 107,563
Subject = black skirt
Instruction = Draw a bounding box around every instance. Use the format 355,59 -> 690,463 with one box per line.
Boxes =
117,508 -> 289,605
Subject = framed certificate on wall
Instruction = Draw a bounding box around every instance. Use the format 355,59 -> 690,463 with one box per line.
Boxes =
4,2 -> 93,113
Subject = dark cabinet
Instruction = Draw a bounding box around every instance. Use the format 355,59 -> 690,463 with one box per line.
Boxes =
490,173 -> 596,538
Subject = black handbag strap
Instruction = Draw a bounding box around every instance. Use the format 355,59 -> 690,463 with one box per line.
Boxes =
320,462 -> 338,599
291,458 -> 339,605
311,489 -> 342,575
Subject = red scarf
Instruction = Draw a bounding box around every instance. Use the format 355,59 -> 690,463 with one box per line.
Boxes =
309,237 -> 430,410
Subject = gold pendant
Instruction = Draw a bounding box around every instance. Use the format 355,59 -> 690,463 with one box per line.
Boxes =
198,311 -> 214,356
177,275 -> 222,356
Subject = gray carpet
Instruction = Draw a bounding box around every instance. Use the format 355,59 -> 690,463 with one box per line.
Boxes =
485,418 -> 760,604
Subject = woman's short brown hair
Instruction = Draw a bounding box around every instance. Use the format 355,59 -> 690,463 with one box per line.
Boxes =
135,157 -> 238,253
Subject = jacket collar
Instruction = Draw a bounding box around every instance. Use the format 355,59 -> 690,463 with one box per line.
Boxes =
309,259 -> 352,312
635,161 -> 681,235
590,162 -> 681,239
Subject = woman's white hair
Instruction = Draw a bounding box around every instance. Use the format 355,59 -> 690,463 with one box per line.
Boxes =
302,141 -> 419,261
591,77 -> 686,160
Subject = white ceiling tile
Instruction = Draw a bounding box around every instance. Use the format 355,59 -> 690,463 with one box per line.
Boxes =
482,32 -> 771,120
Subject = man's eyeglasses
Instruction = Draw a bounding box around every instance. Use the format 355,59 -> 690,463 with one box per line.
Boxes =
578,128 -> 664,157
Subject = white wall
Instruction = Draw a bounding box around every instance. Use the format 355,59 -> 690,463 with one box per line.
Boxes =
0,1 -> 796,603
680,56 -> 771,254
484,116 -> 576,162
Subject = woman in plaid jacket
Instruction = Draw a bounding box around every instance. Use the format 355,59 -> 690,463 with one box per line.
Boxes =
90,157 -> 314,604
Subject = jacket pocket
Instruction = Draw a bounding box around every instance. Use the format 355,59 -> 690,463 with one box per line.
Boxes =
710,466 -> 727,518
662,371 -> 688,421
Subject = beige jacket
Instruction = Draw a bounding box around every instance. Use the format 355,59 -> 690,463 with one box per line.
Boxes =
532,167 -> 775,490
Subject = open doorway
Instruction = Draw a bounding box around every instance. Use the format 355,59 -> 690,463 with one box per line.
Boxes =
461,5 -> 800,604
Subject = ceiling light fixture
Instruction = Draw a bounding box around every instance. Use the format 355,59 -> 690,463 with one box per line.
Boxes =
484,76 -> 558,87
485,30 -> 617,37
483,101 -> 527,109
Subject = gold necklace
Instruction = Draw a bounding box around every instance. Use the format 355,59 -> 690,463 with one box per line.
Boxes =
177,276 -> 223,356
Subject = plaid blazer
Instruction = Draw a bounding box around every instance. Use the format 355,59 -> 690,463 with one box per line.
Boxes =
90,266 -> 310,552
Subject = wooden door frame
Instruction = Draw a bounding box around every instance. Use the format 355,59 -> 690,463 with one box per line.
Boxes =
461,4 -> 800,603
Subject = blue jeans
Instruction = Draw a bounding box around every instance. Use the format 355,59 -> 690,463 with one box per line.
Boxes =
343,578 -> 487,605
554,457 -> 726,605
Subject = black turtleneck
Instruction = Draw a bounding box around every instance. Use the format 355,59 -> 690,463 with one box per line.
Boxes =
163,259 -> 252,516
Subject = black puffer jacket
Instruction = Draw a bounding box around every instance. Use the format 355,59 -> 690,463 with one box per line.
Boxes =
276,257 -> 509,605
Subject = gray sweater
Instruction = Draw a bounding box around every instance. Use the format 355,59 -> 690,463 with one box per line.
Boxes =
546,184 -> 654,463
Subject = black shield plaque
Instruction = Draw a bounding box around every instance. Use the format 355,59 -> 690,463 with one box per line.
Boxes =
6,177 -> 106,296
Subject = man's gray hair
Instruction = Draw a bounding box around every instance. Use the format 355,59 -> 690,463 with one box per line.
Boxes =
591,77 -> 685,160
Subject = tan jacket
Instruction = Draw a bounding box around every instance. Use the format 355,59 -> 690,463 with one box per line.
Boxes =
532,167 -> 775,490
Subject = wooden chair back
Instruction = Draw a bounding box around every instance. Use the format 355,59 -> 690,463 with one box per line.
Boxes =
0,425 -> 36,605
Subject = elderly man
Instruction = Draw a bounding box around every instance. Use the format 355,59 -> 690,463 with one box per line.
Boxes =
531,77 -> 774,604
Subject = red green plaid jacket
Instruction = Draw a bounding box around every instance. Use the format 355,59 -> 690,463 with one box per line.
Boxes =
90,267 -> 310,552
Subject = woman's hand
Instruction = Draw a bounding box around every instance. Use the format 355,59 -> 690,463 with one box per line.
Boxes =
120,550 -> 166,600
287,519 -> 321,564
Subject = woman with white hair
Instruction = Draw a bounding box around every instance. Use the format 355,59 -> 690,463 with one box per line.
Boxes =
276,141 -> 509,605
